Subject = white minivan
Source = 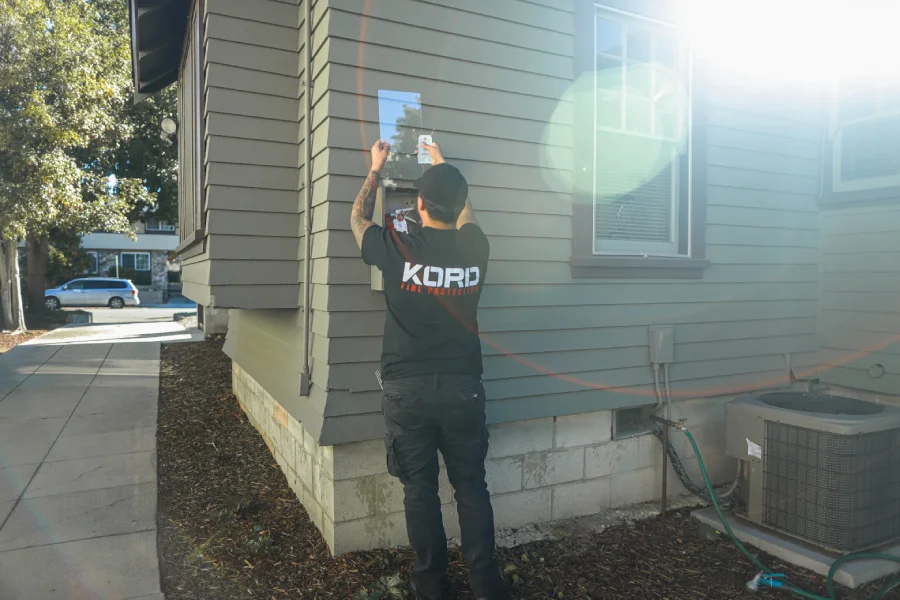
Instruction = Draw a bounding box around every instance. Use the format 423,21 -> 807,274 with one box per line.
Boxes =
45,278 -> 141,310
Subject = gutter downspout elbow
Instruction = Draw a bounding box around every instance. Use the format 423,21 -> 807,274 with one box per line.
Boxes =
299,0 -> 313,396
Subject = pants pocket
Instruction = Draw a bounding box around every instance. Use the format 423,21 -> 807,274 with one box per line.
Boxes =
385,433 -> 405,479
457,381 -> 486,407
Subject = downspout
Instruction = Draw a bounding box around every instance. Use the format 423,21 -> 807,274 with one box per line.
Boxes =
299,0 -> 313,396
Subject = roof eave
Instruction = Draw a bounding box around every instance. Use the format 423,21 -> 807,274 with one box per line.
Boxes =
128,0 -> 191,104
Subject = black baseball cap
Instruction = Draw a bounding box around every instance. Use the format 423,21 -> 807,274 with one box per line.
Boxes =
414,163 -> 468,210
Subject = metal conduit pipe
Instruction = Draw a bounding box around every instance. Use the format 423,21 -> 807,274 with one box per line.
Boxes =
299,0 -> 313,396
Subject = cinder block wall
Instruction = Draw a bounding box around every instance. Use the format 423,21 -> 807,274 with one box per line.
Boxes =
234,364 -> 737,555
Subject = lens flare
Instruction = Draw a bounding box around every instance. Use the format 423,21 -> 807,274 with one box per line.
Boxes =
541,63 -> 690,204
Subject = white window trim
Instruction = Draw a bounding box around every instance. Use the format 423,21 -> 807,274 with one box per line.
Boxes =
591,4 -> 693,258
830,85 -> 900,192
121,252 -> 151,271
146,219 -> 176,232
85,251 -> 99,274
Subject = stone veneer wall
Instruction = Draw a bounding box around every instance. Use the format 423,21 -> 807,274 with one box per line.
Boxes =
150,251 -> 169,291
96,249 -> 169,303
233,363 -> 738,555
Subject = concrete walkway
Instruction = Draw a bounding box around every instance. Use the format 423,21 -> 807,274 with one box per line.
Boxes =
0,321 -> 198,599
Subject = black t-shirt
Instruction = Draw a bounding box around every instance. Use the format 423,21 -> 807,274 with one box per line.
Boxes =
362,223 -> 490,380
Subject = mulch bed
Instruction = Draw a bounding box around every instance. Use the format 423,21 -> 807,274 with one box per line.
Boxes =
157,339 -> 900,599
0,329 -> 48,353
0,309 -> 70,353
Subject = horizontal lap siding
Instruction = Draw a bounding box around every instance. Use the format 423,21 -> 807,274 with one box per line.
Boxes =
177,6 -> 210,303
813,205 -> 900,394
203,0 -> 304,308
224,308 -> 326,438
211,0 -> 332,441
315,1 -> 821,443
181,252 -> 212,305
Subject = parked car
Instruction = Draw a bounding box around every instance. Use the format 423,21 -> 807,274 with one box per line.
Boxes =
44,278 -> 141,310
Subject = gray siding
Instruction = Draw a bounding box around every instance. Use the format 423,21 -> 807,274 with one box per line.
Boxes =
224,308 -> 328,436
177,0 -> 307,310
312,0 -> 823,443
216,0 -> 336,442
177,4 -> 210,302
177,8 -> 199,242
811,205 -> 900,394
202,0 -> 305,309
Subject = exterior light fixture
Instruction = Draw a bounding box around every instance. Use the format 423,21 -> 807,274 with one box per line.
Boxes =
160,118 -> 178,135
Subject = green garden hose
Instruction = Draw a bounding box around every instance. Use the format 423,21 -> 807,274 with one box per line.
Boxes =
682,427 -> 900,600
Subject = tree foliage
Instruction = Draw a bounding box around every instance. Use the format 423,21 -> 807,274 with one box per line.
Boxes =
0,0 -> 178,328
1,0 -> 144,238
44,231 -> 92,288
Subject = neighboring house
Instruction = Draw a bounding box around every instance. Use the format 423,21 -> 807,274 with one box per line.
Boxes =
80,218 -> 178,304
128,0 -> 900,555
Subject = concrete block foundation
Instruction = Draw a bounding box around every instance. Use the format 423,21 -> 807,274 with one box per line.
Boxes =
233,363 -> 739,555
200,306 -> 229,335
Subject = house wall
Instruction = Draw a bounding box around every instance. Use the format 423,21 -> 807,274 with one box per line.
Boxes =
234,362 -> 739,555
211,0 -> 832,556
811,204 -> 900,393
177,2 -> 200,245
214,0 -> 336,440
92,250 -> 169,303
178,0 -> 308,310
312,0 -> 824,444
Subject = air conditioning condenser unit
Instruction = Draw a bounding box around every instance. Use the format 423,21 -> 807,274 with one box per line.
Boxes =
725,392 -> 900,553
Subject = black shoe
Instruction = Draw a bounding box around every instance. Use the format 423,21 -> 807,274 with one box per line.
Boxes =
409,574 -> 446,600
472,569 -> 511,600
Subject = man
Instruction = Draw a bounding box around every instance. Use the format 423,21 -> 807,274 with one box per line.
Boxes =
350,139 -> 508,600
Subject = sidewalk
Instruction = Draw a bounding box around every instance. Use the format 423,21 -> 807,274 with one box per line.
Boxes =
0,323 -> 192,599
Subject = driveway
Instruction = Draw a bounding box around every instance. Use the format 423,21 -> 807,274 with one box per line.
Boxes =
0,314 -> 199,599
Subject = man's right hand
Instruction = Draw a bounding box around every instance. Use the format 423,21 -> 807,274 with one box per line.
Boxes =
371,140 -> 390,173
422,140 -> 445,166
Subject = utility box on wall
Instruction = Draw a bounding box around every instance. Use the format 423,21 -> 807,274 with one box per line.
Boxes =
371,184 -> 419,291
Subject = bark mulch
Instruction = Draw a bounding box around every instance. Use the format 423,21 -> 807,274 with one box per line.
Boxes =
157,339 -> 900,600
0,329 -> 48,353
0,309 -> 69,353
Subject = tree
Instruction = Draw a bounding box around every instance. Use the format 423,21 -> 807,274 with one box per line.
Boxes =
111,88 -> 179,226
44,231 -> 92,288
0,0 -> 175,329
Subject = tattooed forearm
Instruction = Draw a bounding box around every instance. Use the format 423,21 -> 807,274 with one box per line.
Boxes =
351,170 -> 379,248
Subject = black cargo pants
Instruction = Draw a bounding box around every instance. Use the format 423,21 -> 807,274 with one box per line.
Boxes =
382,373 -> 507,599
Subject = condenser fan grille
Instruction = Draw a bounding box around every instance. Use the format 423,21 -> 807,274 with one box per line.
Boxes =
763,422 -> 900,553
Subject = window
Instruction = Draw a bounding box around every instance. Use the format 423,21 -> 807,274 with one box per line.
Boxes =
572,3 -> 707,279
85,251 -> 98,274
832,82 -> 900,192
87,280 -> 127,289
65,280 -> 85,290
145,218 -> 176,232
121,252 -> 151,271
593,7 -> 689,256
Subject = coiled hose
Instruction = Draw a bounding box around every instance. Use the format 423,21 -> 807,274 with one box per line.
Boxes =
682,427 -> 900,600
